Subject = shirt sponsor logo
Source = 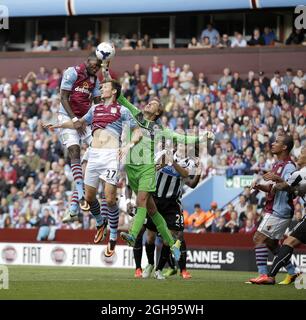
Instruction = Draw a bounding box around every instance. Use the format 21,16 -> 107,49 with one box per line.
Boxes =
74,86 -> 90,94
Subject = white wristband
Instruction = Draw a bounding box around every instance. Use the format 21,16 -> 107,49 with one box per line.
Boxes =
72,117 -> 78,123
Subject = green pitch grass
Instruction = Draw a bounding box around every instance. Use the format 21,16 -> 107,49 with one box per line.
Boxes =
0,266 -> 305,300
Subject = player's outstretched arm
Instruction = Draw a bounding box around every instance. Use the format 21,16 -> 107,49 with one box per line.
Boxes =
43,118 -> 86,130
161,129 -> 214,145
272,182 -> 290,192
172,161 -> 189,178
186,161 -> 202,188
159,128 -> 199,144
117,94 -> 141,119
251,182 -> 273,193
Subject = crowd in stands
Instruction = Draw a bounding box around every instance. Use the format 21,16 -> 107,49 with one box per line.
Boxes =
31,30 -> 100,52
0,56 -> 305,236
27,24 -> 306,53
30,31 -> 153,52
188,24 -> 306,49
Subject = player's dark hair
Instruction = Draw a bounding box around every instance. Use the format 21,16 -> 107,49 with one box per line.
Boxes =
282,134 -> 294,154
87,52 -> 99,61
110,80 -> 121,99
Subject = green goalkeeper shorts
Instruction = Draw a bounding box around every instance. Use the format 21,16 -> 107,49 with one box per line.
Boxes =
126,164 -> 156,193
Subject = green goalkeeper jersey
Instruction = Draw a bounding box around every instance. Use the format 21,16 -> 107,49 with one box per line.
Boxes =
117,94 -> 199,165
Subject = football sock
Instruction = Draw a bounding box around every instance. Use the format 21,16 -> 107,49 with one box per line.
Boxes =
71,160 -> 84,200
167,253 -> 176,270
271,245 -> 296,276
150,212 -> 174,247
156,245 -> 170,271
178,240 -> 187,272
108,204 -> 119,241
269,245 -> 294,277
255,244 -> 268,275
133,234 -> 143,269
100,192 -> 108,223
69,190 -> 79,214
90,199 -> 103,227
145,242 -> 155,266
130,207 -> 147,239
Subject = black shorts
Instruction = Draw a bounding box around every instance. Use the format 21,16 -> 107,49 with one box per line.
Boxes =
290,216 -> 306,244
146,196 -> 184,232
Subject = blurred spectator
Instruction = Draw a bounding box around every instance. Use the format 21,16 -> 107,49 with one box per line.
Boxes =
247,28 -> 265,46
37,40 -> 52,52
231,72 -> 243,92
179,64 -> 194,91
200,37 -> 212,48
82,30 -> 98,50
121,39 -> 134,51
258,71 -> 270,90
0,157 -> 17,185
225,211 -> 239,233
36,66 -> 49,86
188,37 -> 201,48
48,68 -> 61,95
234,195 -> 248,222
283,68 -> 294,87
262,27 -> 276,45
69,40 -> 81,52
131,63 -> 142,86
239,218 -> 257,233
36,207 -> 56,241
244,70 -> 256,90
135,39 -> 145,50
218,67 -> 232,91
166,60 -> 181,88
31,40 -> 41,52
130,33 -> 138,49
135,74 -> 149,104
200,23 -> 220,46
58,36 -> 70,51
217,34 -> 231,48
142,34 -> 153,49
211,212 -> 227,233
272,76 -> 288,95
147,56 -> 167,93
292,69 -> 306,88
231,32 -> 247,48
186,203 -> 206,231
286,29 -> 305,45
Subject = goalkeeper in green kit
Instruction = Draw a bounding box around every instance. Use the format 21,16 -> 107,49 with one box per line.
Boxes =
102,64 -> 215,261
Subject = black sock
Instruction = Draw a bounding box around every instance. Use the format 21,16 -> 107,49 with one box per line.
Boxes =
133,234 -> 143,269
167,253 -> 176,269
178,240 -> 187,272
156,245 -> 170,271
145,242 -> 155,266
269,245 -> 294,277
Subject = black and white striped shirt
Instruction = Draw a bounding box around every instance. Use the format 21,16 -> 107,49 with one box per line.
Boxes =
287,167 -> 306,202
155,153 -> 196,199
